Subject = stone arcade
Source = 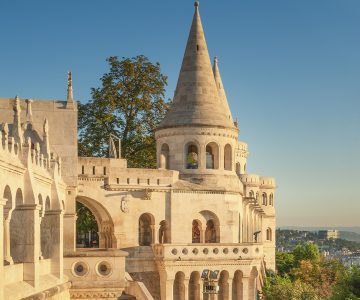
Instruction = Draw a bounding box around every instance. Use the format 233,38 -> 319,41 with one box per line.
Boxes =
0,2 -> 276,300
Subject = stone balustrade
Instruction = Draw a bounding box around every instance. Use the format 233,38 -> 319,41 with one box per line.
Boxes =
153,243 -> 263,261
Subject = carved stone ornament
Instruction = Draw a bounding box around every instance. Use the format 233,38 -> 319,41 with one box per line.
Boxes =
120,196 -> 129,213
143,188 -> 152,200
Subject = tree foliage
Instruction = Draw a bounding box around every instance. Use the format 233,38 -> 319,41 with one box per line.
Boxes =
331,266 -> 360,300
76,202 -> 98,234
265,243 -> 349,300
78,55 -> 169,168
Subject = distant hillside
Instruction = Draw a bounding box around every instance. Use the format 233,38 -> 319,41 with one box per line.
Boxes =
278,226 -> 360,242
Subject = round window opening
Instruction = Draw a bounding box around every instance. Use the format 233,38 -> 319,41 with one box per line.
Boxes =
73,261 -> 88,277
97,261 -> 112,277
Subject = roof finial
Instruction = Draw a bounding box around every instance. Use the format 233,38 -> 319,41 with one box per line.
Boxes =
214,56 -> 219,65
66,71 -> 75,109
194,1 -> 199,9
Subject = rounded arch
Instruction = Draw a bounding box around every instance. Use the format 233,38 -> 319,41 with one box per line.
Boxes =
159,220 -> 170,244
205,142 -> 219,169
188,271 -> 201,300
45,196 -> 51,211
249,267 -> 259,299
199,210 -> 220,243
3,185 -> 13,218
139,213 -> 155,246
192,219 -> 203,243
224,144 -> 232,171
185,141 -> 200,169
38,194 -> 44,217
232,270 -> 244,299
173,271 -> 185,300
160,143 -> 170,169
249,190 -> 254,198
15,188 -> 23,207
262,193 -> 267,206
76,196 -> 115,248
218,270 -> 230,300
269,193 -> 274,206
266,227 -> 272,241
236,162 -> 241,175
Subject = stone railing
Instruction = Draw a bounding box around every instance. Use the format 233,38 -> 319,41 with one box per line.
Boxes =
153,243 -> 263,261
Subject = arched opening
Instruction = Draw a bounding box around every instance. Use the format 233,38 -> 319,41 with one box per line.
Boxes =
186,143 -> 199,169
262,193 -> 267,206
9,188 -> 27,264
160,143 -> 170,169
236,162 -> 241,175
139,213 -> 155,246
266,228 -> 272,241
173,271 -> 185,300
199,210 -> 220,243
189,271 -> 201,300
40,195 -> 52,259
249,190 -> 254,198
76,201 -> 99,248
205,220 -> 217,243
218,270 -> 230,300
192,219 -> 203,243
224,144 -> 232,171
159,220 -> 170,244
76,197 -> 115,248
269,193 -> 274,206
232,270 -> 243,300
3,185 -> 13,265
205,142 -> 219,169
249,267 -> 259,299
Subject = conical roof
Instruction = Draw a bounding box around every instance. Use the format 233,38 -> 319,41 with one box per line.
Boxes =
158,2 -> 236,130
213,57 -> 234,123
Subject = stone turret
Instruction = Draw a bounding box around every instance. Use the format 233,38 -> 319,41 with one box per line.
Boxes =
155,2 -> 239,188
66,71 -> 75,109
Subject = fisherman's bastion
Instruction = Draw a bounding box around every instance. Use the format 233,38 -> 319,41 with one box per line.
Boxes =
0,2 -> 276,300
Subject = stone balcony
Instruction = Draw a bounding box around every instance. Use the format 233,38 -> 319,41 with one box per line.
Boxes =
152,243 -> 263,261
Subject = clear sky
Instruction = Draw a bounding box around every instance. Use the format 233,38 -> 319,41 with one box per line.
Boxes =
1,0 -> 359,227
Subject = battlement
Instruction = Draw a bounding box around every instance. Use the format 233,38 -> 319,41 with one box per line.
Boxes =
259,176 -> 276,189
240,174 -> 260,187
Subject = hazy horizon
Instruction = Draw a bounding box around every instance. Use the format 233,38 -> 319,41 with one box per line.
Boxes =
0,1 -> 359,227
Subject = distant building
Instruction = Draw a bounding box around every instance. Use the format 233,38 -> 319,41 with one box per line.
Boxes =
319,230 -> 339,240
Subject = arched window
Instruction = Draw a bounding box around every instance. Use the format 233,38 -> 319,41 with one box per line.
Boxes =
206,142 -> 219,169
192,220 -> 202,243
236,162 -> 241,175
139,213 -> 155,246
186,143 -> 199,169
266,228 -> 272,241
160,144 -> 170,169
249,190 -> 254,198
205,220 -> 217,243
224,144 -> 232,171
269,194 -> 274,206
159,220 -> 170,244
262,193 -> 267,206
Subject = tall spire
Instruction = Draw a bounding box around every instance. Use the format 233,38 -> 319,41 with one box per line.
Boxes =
213,56 -> 234,123
66,71 -> 75,109
12,96 -> 23,147
158,2 -> 236,130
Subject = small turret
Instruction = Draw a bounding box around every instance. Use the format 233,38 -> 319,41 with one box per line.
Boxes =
12,96 -> 23,147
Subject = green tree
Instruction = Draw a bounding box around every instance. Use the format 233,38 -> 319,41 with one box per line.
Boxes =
76,202 -> 98,234
331,266 -> 360,300
276,251 -> 295,276
293,243 -> 320,265
78,55 -> 169,168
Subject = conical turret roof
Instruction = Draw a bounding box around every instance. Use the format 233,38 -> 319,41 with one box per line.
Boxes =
213,57 -> 234,123
158,2 -> 236,130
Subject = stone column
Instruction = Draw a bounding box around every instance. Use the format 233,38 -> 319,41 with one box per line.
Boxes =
3,213 -> 13,265
227,278 -> 233,300
44,210 -> 64,278
63,213 -> 76,252
199,279 -> 204,300
11,204 -> 41,287
184,279 -> 189,300
0,199 -> 6,300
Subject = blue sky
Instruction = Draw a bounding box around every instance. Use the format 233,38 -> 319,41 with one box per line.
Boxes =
1,1 -> 359,227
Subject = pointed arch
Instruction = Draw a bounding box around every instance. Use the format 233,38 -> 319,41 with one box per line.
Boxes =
224,144 -> 232,171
